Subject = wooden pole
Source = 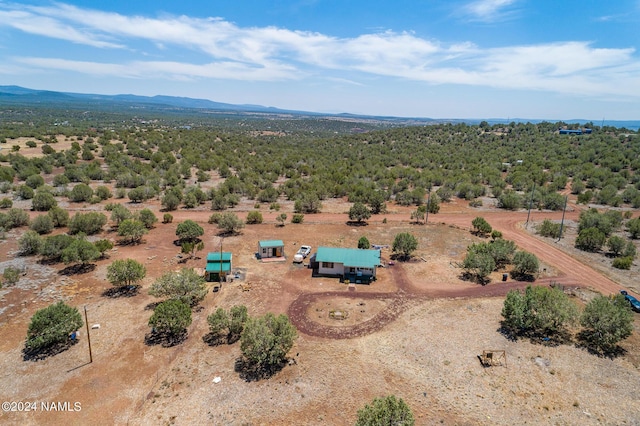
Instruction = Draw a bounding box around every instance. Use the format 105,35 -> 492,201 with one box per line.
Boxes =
424,190 -> 431,225
526,183 -> 535,228
557,195 -> 568,241
84,306 -> 93,363
219,237 -> 223,285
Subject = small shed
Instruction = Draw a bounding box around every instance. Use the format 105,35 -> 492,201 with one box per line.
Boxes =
258,240 -> 285,259
206,252 -> 232,282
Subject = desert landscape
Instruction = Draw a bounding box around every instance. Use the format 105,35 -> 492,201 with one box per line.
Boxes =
1,186 -> 639,425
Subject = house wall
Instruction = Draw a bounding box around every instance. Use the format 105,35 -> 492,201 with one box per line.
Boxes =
259,245 -> 284,258
318,261 -> 344,276
344,266 -> 376,278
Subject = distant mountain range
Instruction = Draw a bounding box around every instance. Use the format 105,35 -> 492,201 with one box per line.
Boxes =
0,85 -> 638,130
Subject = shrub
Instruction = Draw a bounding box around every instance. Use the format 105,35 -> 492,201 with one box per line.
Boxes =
107,259 -> 146,288
148,299 -> 192,338
68,183 -> 94,202
612,256 -> 633,270
246,210 -> 263,224
291,213 -> 304,224
358,236 -> 371,249
511,251 -> 539,280
30,215 -> 54,235
95,185 -> 112,200
392,232 -> 418,260
240,313 -> 297,370
0,197 -> 12,209
501,285 -> 578,339
217,213 -> 245,235
537,219 -> 561,238
25,302 -> 83,354
149,268 -> 207,307
68,212 -> 107,235
40,234 -> 75,262
355,395 -> 415,426
575,227 -> 606,252
2,266 -> 21,285
162,213 -> 173,224
137,208 -> 158,229
208,213 -> 222,224
471,217 -> 492,236
176,219 -> 204,242
47,206 -> 69,227
25,174 -> 44,189
580,294 -> 633,354
117,219 -> 148,244
31,191 -> 57,211
16,184 -> 34,200
7,208 -> 30,228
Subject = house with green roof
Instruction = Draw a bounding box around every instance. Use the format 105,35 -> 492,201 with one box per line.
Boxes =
315,246 -> 380,283
258,240 -> 285,259
206,252 -> 232,282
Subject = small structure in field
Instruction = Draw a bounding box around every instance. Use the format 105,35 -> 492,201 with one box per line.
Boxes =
314,246 -> 380,284
205,252 -> 232,282
479,350 -> 507,367
258,240 -> 285,260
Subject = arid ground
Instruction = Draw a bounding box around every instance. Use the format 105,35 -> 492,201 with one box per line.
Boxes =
1,193 -> 639,425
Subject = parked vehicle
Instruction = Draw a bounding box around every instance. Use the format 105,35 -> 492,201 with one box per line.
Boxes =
293,245 -> 312,263
620,290 -> 640,313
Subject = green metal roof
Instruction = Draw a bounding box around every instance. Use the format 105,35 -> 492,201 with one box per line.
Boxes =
207,252 -> 232,262
315,247 -> 380,268
258,240 -> 284,248
205,262 -> 231,273
206,251 -> 232,273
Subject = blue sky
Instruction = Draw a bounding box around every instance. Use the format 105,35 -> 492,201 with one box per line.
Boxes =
0,0 -> 639,119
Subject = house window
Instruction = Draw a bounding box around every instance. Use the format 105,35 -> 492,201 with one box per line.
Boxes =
322,262 -> 334,268
262,248 -> 267,254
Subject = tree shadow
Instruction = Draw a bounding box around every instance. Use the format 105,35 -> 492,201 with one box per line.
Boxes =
58,263 -> 96,276
102,285 -> 140,298
116,239 -> 144,247
459,272 -> 491,285
346,221 -> 368,227
575,330 -> 628,359
144,330 -> 187,348
390,253 -> 413,262
497,323 -> 572,347
144,301 -> 161,311
38,257 -> 61,266
510,272 -> 536,282
202,332 -> 227,347
234,357 -> 288,382
496,324 -> 519,342
173,237 -> 202,247
22,339 -> 78,362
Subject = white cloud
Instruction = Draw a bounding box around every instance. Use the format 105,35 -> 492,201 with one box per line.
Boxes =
1,2 -> 639,101
462,0 -> 519,22
15,57 -> 301,81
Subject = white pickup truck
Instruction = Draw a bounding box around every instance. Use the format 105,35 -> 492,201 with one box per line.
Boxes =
293,245 -> 312,263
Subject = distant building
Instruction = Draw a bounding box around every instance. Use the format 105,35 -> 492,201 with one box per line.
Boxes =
559,128 -> 592,135
206,252 -> 232,282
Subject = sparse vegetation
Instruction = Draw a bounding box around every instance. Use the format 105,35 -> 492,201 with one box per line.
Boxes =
355,395 -> 415,426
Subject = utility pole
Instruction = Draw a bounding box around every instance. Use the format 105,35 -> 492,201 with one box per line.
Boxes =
424,190 -> 431,225
84,306 -> 93,363
219,236 -> 224,285
557,195 -> 568,241
525,183 -> 535,228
